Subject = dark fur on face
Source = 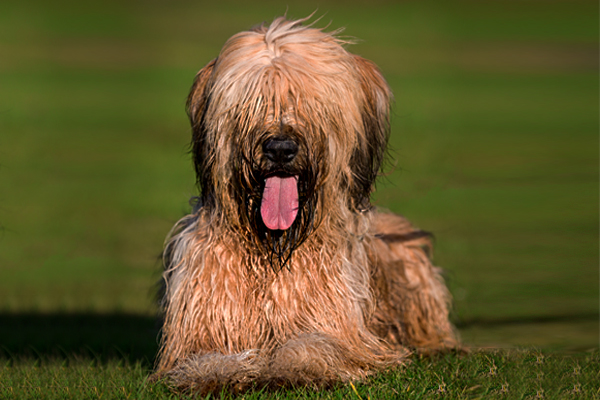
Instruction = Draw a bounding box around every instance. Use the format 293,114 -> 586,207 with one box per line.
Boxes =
233,126 -> 321,270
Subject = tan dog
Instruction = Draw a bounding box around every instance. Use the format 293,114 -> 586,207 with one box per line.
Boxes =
156,16 -> 457,393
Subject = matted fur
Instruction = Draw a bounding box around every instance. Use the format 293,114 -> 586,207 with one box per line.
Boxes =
156,16 -> 457,394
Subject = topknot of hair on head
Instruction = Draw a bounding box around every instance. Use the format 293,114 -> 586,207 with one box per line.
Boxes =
262,17 -> 305,58
259,16 -> 341,60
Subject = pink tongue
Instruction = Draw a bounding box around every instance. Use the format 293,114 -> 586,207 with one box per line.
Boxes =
260,176 -> 299,230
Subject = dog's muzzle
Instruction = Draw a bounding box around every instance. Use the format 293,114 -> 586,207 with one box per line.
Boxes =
260,137 -> 300,231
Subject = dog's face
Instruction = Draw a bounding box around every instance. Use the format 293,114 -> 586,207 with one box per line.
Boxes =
186,18 -> 391,267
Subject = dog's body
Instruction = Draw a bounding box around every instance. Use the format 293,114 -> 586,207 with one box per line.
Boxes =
156,17 -> 456,393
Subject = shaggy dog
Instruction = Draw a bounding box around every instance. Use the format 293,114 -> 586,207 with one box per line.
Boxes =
156,16 -> 457,393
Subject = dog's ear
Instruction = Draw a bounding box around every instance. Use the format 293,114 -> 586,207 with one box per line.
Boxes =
187,59 -> 216,125
351,55 -> 392,211
186,59 -> 217,203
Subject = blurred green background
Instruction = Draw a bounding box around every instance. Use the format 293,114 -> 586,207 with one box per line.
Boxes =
0,0 -> 597,361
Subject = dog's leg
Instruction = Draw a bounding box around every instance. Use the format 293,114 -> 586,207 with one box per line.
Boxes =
165,350 -> 268,394
369,211 -> 458,350
266,332 -> 404,386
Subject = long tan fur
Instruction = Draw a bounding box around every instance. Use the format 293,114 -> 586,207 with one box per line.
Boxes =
156,16 -> 457,394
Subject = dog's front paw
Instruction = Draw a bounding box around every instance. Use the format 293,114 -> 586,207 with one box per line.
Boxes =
266,333 -> 370,387
166,350 -> 266,394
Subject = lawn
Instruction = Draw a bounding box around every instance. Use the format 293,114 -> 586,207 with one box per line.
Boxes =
0,0 -> 598,398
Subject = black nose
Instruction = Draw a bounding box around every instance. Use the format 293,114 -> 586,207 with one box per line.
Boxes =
263,138 -> 298,164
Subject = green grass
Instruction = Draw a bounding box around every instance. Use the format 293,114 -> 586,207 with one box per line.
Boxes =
1,351 -> 598,399
0,0 -> 598,398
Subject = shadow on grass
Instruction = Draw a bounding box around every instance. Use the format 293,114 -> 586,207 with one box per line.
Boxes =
1,312 -> 596,366
0,313 -> 160,366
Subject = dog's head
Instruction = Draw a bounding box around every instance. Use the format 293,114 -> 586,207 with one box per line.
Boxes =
186,17 -> 392,267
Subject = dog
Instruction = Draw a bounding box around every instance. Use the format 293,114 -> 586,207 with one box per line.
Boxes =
155,16 -> 457,394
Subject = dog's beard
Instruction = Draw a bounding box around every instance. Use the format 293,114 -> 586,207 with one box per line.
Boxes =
236,155 -> 319,272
